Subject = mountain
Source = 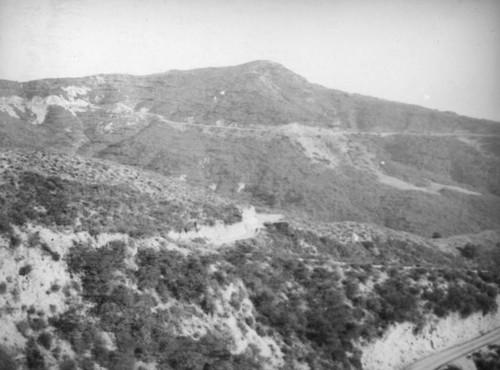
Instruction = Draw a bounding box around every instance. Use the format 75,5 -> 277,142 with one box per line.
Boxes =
1,61 -> 500,369
2,60 -> 500,132
2,60 -> 499,237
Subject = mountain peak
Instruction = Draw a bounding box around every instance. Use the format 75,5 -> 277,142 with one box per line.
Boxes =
236,60 -> 296,75
239,59 -> 285,68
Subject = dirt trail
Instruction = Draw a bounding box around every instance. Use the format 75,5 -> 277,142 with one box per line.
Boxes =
150,114 -> 498,137
147,117 -> 486,196
167,206 -> 283,246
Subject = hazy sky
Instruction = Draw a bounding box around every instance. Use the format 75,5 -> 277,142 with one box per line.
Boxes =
1,0 -> 499,121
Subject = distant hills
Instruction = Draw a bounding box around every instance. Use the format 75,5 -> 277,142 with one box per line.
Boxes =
1,60 -> 499,237
2,60 -> 500,131
1,61 -> 500,370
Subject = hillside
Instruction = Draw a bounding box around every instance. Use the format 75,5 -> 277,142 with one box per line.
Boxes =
1,61 -> 500,237
2,61 -> 500,133
1,61 -> 500,369
1,151 -> 499,370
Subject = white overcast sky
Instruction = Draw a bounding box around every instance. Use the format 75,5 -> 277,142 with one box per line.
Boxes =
1,0 -> 499,121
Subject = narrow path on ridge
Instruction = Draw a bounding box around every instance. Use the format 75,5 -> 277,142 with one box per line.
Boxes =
152,114 -> 499,137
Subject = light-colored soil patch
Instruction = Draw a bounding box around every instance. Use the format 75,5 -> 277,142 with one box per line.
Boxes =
427,182 -> 481,196
27,94 -> 93,124
0,228 -> 81,350
0,96 -> 25,119
168,206 -> 283,246
359,298 -> 500,370
377,172 -> 481,196
209,281 -> 284,369
377,172 -> 435,193
275,123 -> 484,197
278,123 -> 349,168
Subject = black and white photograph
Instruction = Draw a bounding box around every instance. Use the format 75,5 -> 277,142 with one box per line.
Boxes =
1,0 -> 499,369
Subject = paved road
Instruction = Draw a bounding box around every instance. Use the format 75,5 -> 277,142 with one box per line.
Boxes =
403,327 -> 500,370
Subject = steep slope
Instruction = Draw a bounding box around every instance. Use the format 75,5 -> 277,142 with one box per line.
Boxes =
1,151 -> 499,370
95,121 -> 500,237
2,61 -> 500,133
1,61 -> 499,238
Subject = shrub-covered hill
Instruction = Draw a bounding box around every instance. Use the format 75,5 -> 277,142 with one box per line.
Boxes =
0,151 -> 242,238
1,151 -> 499,370
1,61 -> 500,238
94,121 -> 500,237
432,230 -> 500,272
2,60 -> 500,133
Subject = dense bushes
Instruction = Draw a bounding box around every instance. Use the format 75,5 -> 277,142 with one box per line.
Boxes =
0,345 -> 16,370
67,241 -> 127,306
0,170 -> 242,238
2,174 -> 494,370
26,338 -> 46,370
136,249 -> 211,306
220,244 -> 363,368
266,223 -> 458,267
19,264 -> 33,276
458,243 -> 478,259
0,171 -> 75,231
422,281 -> 497,318
472,345 -> 500,370
61,242 -> 258,370
18,228 -> 499,370
15,172 -> 75,226
373,277 -> 419,324
0,211 -> 13,235
379,267 -> 499,320
217,236 -> 500,368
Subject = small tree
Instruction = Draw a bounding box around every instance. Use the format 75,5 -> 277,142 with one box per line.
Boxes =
38,332 -> 52,350
26,338 -> 46,370
458,243 -> 477,259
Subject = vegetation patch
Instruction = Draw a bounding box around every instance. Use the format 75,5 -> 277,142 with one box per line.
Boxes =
49,240 -> 261,369
0,169 -> 242,238
471,344 -> 500,370
214,234 -> 500,369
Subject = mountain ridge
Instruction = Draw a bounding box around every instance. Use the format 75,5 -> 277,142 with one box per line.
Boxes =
1,60 -> 499,130
1,61 -> 500,238
1,61 -> 500,370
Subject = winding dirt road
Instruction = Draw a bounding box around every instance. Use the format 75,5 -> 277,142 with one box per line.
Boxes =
154,114 -> 500,137
403,327 -> 500,370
